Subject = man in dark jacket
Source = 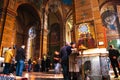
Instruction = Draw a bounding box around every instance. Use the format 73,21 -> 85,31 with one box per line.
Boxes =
60,42 -> 70,80
28,58 -> 32,72
108,45 -> 120,78
15,45 -> 26,76
60,42 -> 76,80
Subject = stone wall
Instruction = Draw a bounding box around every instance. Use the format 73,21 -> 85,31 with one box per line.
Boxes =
1,12 -> 15,47
74,0 -> 107,48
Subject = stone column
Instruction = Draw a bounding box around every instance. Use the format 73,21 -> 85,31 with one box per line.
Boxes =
40,8 -> 48,58
0,0 -> 9,49
0,9 -> 16,56
91,0 -> 107,48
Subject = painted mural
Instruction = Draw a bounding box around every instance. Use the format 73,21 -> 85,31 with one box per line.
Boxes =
101,6 -> 120,50
78,22 -> 96,49
48,23 -> 60,66
102,10 -> 119,40
50,23 -> 60,45
49,23 -> 60,55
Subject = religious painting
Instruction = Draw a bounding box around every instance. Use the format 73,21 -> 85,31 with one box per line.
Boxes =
48,23 -> 60,58
78,22 -> 96,49
101,6 -> 120,50
101,10 -> 119,40
50,23 -> 60,45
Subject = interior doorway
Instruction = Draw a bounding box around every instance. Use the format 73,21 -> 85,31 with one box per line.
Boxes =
16,4 -> 41,60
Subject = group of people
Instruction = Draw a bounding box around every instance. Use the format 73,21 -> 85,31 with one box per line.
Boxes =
2,42 -> 120,79
3,45 -> 26,76
55,42 -> 120,80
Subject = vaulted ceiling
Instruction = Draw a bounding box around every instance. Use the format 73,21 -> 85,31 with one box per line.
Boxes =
46,0 -> 73,22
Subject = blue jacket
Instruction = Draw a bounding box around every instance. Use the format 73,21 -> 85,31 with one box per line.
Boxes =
60,46 -> 72,64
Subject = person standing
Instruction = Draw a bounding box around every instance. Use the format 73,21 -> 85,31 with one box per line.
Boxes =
15,45 -> 26,76
9,57 -> 16,73
69,47 -> 79,80
3,47 -> 14,74
28,58 -> 32,72
66,42 -> 78,80
60,42 -> 76,80
108,45 -> 120,78
54,51 -> 60,74
60,42 -> 70,80
41,55 -> 47,72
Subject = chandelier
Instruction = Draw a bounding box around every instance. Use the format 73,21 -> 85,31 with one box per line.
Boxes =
48,0 -> 60,12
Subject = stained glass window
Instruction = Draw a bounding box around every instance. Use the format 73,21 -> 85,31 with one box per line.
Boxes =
79,23 -> 89,34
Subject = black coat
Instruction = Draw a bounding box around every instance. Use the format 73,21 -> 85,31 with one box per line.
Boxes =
60,46 -> 72,64
108,49 -> 120,62
15,48 -> 26,61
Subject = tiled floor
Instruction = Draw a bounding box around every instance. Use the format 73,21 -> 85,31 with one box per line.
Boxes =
20,71 -> 118,80
22,72 -> 63,80
1,66 -> 120,79
2,70 -> 120,80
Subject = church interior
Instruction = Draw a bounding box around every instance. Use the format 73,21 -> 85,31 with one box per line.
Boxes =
0,0 -> 120,80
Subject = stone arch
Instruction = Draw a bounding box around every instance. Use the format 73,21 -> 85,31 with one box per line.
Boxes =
47,23 -> 60,65
15,3 -> 41,60
48,23 -> 60,52
99,0 -> 120,9
46,0 -> 66,46
15,2 -> 42,24
16,3 -> 41,21
49,23 -> 60,45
